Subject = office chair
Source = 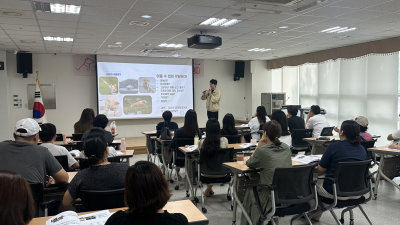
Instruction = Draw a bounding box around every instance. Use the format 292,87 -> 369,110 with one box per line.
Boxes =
30,183 -> 56,217
79,188 -> 125,212
170,138 -> 194,189
291,129 -> 313,154
54,155 -> 69,171
72,133 -> 84,141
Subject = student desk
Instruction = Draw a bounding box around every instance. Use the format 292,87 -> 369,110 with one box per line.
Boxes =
234,117 -> 250,124
178,144 -> 249,201
65,133 -> 118,138
156,138 -> 173,180
74,150 -> 134,165
43,139 -> 121,150
141,131 -> 159,161
223,158 -> 311,225
28,200 -> 209,225
303,136 -> 339,155
367,146 -> 400,200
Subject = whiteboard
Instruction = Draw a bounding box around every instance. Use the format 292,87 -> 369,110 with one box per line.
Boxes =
27,84 -> 56,109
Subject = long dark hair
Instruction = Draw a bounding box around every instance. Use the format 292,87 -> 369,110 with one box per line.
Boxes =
83,127 -> 108,166
0,170 -> 35,225
256,106 -> 267,125
340,120 -> 362,145
183,109 -> 200,138
74,108 -> 95,133
222,113 -> 237,135
202,118 -> 221,158
124,161 -> 171,215
263,121 -> 282,146
270,110 -> 290,136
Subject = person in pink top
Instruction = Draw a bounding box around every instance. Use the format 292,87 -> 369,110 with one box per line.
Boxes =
334,116 -> 372,141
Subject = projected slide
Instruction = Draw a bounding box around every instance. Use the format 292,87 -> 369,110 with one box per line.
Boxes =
97,62 -> 193,119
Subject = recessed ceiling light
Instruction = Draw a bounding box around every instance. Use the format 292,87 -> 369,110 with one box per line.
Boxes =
114,42 -> 123,45
320,26 -> 358,33
215,48 -> 221,50
279,26 -> 289,29
248,48 -> 272,52
158,43 -> 185,48
33,2 -> 80,14
44,36 -> 74,42
142,15 -> 151,18
200,18 -> 242,27
108,44 -> 122,48
20,40 -> 36,44
129,21 -> 150,26
2,11 -> 23,17
257,31 -> 276,35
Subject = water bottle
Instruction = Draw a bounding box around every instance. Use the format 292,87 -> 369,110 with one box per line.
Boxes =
120,138 -> 126,152
110,121 -> 116,135
245,112 -> 249,120
194,133 -> 199,146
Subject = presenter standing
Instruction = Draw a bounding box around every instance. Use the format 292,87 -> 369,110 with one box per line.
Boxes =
201,79 -> 221,120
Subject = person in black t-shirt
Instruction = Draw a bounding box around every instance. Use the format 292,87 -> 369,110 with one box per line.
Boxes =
220,113 -> 238,135
156,110 -> 179,137
105,161 -> 188,225
286,106 -> 305,133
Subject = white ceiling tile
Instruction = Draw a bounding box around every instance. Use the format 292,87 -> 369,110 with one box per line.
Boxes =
80,15 -> 122,25
366,1 -> 400,12
83,0 -> 134,9
174,5 -> 223,17
0,10 -> 36,19
212,9 -> 258,20
41,27 -> 77,33
0,24 -> 40,32
0,0 -> 33,10
277,30 -> 313,37
39,20 -> 77,28
282,15 -> 329,25
330,0 -> 389,9
0,17 -> 37,26
75,33 -> 107,39
132,0 -> 183,14
340,10 -> 391,20
42,32 -> 76,37
9,35 -> 42,40
163,15 -> 209,25
156,22 -> 194,30
80,6 -> 127,16
36,12 -> 79,22
303,6 -> 356,18
78,23 -> 115,30
313,17 -> 362,27
187,0 -> 234,8
125,10 -> 169,22
114,25 -> 152,34
4,30 -> 41,36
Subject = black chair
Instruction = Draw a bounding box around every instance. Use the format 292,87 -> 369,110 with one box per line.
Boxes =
195,148 -> 234,213
253,164 -> 318,225
199,127 -> 206,134
79,188 -> 125,212
55,134 -> 63,141
72,133 -> 84,141
291,129 -> 313,154
30,183 -> 56,217
108,156 -> 122,163
360,140 -> 378,183
76,141 -> 84,151
321,127 -> 335,136
54,155 -> 69,171
308,160 -> 373,225
171,138 -> 194,189
221,134 -> 242,144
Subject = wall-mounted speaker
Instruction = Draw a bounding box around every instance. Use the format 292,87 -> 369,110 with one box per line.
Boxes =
17,53 -> 32,78
234,61 -> 245,81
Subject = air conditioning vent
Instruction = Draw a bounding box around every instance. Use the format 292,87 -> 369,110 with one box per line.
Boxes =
139,49 -> 177,56
129,21 -> 150,26
240,0 -> 303,6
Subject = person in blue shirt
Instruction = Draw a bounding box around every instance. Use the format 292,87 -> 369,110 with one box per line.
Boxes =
309,120 -> 367,221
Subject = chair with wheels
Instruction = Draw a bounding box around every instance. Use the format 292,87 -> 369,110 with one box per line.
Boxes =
308,160 -> 374,225
170,138 -> 194,189
30,183 -> 56,217
291,129 -> 313,154
195,147 -> 234,213
252,164 -> 318,225
54,155 -> 69,171
78,188 -> 125,212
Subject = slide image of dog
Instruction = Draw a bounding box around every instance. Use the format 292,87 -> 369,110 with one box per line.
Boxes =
139,77 -> 156,93
123,96 -> 152,115
99,77 -> 118,95
99,96 -> 122,117
119,79 -> 138,94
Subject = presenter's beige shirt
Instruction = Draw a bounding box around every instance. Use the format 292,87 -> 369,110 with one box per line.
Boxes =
200,88 -> 221,112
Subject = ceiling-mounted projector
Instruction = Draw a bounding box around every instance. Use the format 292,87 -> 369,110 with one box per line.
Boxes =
187,34 -> 222,49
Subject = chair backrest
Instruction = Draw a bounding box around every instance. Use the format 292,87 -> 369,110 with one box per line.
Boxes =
80,188 -> 125,211
334,160 -> 372,197
199,127 -> 206,134
174,138 -> 194,158
54,155 -> 69,171
360,140 -> 376,160
271,164 -> 316,205
55,134 -> 63,141
320,127 -> 334,136
199,148 -> 234,176
291,129 -> 313,148
29,183 -> 43,217
72,133 -> 84,141
108,157 -> 121,163
221,134 -> 242,144
76,141 -> 84,151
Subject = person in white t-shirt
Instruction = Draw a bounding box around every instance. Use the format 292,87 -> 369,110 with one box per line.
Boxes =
270,110 -> 292,147
39,123 -> 79,169
306,105 -> 330,136
247,106 -> 271,141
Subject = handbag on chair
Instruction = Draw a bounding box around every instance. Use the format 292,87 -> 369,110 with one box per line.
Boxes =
160,121 -> 172,140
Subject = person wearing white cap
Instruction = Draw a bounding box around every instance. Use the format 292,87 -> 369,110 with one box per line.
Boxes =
0,118 -> 69,186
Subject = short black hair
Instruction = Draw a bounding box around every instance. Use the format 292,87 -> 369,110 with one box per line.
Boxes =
162,111 -> 172,122
210,79 -> 217,85
310,105 -> 321,115
93,114 -> 109,129
39,123 -> 56,142
287,106 -> 298,116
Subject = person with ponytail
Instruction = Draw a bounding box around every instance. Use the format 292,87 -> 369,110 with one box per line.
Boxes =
62,127 -> 129,207
246,106 -> 271,142
198,118 -> 228,197
308,120 -> 367,222
241,121 -> 292,225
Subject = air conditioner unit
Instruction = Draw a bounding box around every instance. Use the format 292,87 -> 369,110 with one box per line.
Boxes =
237,0 -> 303,6
139,49 -> 177,56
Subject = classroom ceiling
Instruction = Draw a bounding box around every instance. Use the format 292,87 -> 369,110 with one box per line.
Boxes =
0,0 -> 400,60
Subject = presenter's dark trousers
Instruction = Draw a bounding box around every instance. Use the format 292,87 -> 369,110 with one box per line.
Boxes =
207,111 -> 218,120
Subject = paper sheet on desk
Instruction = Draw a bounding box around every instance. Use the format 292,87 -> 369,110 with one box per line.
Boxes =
186,145 -> 198,151
292,155 -> 322,164
241,124 -> 249,127
112,140 -> 121,143
116,151 -> 124,155
69,150 -> 81,156
383,147 -> 399,150
318,136 -> 340,141
239,143 -> 257,148
45,210 -> 112,225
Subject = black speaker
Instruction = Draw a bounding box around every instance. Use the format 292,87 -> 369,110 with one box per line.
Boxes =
17,53 -> 32,78
234,61 -> 245,81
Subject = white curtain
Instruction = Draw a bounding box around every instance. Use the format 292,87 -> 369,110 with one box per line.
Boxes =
276,53 -> 398,146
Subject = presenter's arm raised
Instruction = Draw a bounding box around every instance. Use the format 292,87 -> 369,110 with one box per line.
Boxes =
201,91 -> 208,100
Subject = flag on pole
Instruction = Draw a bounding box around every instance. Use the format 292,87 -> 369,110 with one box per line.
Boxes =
33,75 -> 47,124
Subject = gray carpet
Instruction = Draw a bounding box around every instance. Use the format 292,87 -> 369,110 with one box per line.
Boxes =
129,154 -> 400,225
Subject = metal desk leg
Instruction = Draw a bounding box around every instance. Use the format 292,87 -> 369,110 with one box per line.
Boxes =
160,142 -> 169,180
185,154 -> 190,197
373,155 -> 400,200
146,136 -> 151,161
232,172 -> 253,225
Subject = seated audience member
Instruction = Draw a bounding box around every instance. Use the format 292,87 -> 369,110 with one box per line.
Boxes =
105,161 -> 188,225
39,123 -> 79,169
0,118 -> 68,185
221,113 -> 239,135
247,106 -> 270,142
170,109 -> 201,180
156,110 -> 179,137
198,118 -> 229,197
271,110 -> 292,146
387,115 -> 400,143
334,116 -> 372,141
0,170 -> 35,225
286,106 -> 305,133
306,105 -> 330,136
241,121 -> 292,225
74,108 -> 95,134
81,114 -> 114,144
79,128 -> 118,158
62,128 -> 129,206
309,120 -> 367,221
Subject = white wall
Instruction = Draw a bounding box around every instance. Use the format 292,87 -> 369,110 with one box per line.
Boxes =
0,51 -> 10,140
251,61 -> 272,114
4,54 -> 249,138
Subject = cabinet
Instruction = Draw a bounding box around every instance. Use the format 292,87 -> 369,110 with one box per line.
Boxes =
261,93 -> 286,115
